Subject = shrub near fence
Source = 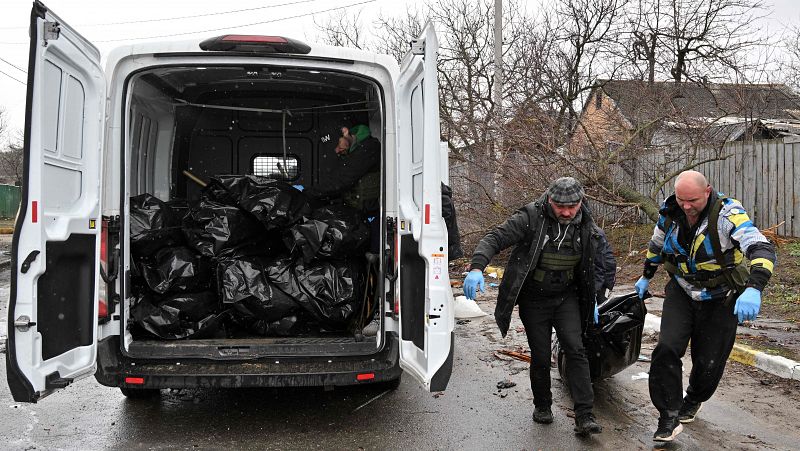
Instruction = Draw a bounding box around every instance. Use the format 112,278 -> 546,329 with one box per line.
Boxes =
0,184 -> 20,219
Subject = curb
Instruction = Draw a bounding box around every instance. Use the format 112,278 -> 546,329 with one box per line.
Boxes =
644,313 -> 800,381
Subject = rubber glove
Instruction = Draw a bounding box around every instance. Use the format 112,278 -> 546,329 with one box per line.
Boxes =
593,302 -> 600,325
635,276 -> 650,299
463,270 -> 485,300
292,184 -> 304,192
734,287 -> 761,323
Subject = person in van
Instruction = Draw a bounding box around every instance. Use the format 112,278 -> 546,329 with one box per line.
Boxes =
305,123 -> 380,217
463,177 -> 614,436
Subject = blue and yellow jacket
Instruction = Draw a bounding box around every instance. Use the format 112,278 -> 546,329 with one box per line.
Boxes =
643,191 -> 776,301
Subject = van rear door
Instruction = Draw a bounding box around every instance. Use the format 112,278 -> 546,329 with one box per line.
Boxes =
395,22 -> 454,392
6,1 -> 105,402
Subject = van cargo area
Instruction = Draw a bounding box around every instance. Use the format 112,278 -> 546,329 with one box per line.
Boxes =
119,65 -> 386,359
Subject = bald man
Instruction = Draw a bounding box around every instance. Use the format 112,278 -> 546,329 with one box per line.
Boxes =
634,170 -> 776,442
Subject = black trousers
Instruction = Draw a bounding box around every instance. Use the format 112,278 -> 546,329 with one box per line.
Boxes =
517,288 -> 594,417
649,278 -> 738,418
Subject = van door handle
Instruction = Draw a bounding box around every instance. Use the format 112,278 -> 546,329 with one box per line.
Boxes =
20,250 -> 40,274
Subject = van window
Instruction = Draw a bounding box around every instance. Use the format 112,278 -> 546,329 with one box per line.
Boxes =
252,155 -> 299,180
411,85 -> 424,209
42,60 -> 62,154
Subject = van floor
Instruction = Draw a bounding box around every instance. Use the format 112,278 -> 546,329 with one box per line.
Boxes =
127,334 -> 379,359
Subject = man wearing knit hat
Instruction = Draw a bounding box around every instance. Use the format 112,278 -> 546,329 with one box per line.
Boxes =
463,176 -> 616,436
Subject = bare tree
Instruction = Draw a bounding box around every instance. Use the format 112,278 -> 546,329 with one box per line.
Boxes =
620,0 -> 768,84
313,9 -> 366,49
0,108 -> 23,186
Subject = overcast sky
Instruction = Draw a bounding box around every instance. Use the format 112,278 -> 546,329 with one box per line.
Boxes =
1,0 -> 798,137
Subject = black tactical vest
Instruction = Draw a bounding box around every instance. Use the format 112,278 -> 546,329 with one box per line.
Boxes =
527,221 -> 582,295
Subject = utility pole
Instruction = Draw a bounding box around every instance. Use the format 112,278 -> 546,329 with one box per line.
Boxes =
493,0 -> 503,131
492,0 -> 503,197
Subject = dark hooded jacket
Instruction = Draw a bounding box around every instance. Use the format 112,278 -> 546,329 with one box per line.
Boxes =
470,195 -> 612,337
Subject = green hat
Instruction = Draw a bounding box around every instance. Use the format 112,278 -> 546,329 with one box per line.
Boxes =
348,124 -> 371,151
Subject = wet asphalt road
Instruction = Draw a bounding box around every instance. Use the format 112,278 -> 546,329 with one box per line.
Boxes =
2,272 -> 800,450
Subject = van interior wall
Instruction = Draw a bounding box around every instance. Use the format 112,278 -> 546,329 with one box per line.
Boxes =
124,68 -> 384,345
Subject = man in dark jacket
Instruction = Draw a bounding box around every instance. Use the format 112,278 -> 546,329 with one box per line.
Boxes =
463,177 -> 614,436
305,124 -> 380,215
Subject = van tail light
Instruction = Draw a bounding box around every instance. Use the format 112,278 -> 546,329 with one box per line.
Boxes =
98,218 -> 109,320
356,373 -> 375,382
125,377 -> 145,385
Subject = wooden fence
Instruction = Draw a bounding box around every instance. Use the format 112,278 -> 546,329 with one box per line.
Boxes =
591,138 -> 800,237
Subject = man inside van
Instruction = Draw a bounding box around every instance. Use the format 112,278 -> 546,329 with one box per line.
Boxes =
305,124 -> 380,217
463,177 -> 613,436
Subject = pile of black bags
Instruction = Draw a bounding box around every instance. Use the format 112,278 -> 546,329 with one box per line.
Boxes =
129,175 -> 372,339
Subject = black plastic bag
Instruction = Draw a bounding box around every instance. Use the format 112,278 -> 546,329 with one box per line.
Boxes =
285,205 -> 370,262
285,218 -> 329,262
130,194 -> 185,258
182,199 -> 266,258
140,246 -> 212,294
131,291 -> 225,339
216,255 -> 300,322
290,260 -> 363,329
204,175 -> 309,231
250,315 -> 303,336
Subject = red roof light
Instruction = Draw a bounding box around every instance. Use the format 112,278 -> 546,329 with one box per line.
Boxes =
200,35 -> 310,54
221,35 -> 288,44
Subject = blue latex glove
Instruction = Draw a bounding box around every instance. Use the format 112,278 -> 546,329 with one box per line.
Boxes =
734,287 -> 761,323
292,184 -> 304,192
593,302 -> 599,325
635,276 -> 650,299
463,270 -> 485,300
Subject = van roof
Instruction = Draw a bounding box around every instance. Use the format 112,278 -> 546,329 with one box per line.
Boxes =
104,37 -> 399,72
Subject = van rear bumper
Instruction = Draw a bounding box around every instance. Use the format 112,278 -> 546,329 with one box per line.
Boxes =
94,333 -> 401,389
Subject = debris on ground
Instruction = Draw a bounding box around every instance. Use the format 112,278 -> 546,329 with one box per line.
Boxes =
496,349 -> 532,363
631,371 -> 650,381
496,379 -> 517,389
454,295 -> 488,319
637,354 -> 651,362
484,265 -> 504,279
456,319 -> 471,325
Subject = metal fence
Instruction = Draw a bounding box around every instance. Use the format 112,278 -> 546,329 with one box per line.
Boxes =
591,138 -> 800,237
0,184 -> 20,219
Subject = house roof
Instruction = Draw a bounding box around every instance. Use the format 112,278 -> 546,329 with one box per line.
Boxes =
596,80 -> 800,125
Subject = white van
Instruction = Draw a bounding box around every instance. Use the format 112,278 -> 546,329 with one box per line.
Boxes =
6,1 -> 454,402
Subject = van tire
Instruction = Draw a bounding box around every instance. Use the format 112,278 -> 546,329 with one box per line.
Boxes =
120,387 -> 160,399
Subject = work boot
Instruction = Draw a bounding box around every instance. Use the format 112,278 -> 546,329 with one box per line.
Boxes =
362,318 -> 380,337
677,399 -> 703,424
574,413 -> 603,435
653,416 -> 683,442
532,406 -> 553,424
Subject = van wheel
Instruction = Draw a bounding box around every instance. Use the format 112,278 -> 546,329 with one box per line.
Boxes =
120,387 -> 160,399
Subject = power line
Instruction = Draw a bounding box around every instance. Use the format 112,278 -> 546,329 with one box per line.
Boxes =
0,68 -> 25,85
0,0 -> 323,30
0,57 -> 26,74
95,0 -> 376,43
